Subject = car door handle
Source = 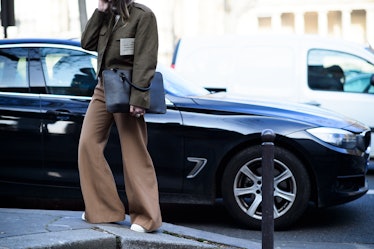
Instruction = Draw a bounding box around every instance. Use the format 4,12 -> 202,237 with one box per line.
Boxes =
46,110 -> 72,121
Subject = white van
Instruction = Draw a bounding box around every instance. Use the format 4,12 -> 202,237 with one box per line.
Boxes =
171,34 -> 374,158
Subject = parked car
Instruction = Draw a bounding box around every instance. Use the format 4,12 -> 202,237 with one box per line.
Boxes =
0,38 -> 371,230
171,34 -> 374,158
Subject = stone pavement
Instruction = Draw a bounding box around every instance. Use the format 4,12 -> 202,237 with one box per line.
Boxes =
0,208 -> 259,249
0,208 -> 372,249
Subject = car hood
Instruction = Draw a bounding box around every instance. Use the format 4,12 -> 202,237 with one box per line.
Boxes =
184,92 -> 368,132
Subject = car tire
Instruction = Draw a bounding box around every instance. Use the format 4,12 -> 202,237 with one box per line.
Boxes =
221,145 -> 311,230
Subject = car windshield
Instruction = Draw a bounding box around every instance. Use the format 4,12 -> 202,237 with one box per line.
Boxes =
157,64 -> 210,97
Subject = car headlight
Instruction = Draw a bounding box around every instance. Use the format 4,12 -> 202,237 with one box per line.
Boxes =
306,127 -> 357,149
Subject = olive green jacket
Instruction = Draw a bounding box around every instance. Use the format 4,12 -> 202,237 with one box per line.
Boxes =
81,3 -> 159,109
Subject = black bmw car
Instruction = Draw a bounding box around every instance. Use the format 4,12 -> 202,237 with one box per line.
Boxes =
0,38 -> 371,230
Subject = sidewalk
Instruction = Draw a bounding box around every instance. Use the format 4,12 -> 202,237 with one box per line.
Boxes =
0,208 -> 260,249
0,208 -> 371,249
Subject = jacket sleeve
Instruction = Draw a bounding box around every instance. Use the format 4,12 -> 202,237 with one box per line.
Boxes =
81,9 -> 107,51
130,11 -> 159,109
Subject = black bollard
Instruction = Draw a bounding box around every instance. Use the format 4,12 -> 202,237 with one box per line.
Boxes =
261,129 -> 275,249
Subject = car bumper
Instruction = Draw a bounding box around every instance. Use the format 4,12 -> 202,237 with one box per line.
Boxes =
321,153 -> 369,207
295,138 -> 369,208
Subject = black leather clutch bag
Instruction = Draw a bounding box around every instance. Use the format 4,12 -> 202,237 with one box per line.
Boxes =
102,69 -> 166,114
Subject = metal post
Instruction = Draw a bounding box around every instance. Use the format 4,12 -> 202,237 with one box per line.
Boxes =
3,26 -> 7,38
261,129 -> 275,249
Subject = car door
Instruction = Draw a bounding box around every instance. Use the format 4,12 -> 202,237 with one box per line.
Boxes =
37,45 -> 185,195
0,47 -> 43,189
35,46 -> 98,189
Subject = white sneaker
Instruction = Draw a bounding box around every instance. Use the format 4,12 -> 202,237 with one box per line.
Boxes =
81,212 -> 86,221
130,224 -> 148,233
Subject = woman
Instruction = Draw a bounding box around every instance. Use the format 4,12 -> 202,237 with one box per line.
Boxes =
78,0 -> 162,233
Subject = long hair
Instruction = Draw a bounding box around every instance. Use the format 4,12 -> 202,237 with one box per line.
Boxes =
110,0 -> 133,20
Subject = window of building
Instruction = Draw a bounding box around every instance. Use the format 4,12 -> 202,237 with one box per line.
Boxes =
328,11 -> 342,37
304,12 -> 318,34
258,17 -> 272,32
281,13 -> 294,33
351,9 -> 366,42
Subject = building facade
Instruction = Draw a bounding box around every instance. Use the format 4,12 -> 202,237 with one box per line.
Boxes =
2,0 -> 374,64
144,0 -> 374,63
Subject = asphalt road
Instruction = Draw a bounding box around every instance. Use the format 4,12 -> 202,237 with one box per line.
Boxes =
161,170 -> 374,248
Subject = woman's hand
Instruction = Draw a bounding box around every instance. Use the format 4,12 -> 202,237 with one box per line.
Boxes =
98,0 -> 111,12
130,105 -> 146,118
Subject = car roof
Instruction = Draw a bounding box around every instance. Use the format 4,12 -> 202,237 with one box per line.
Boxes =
0,38 -> 81,47
177,34 -> 364,47
175,34 -> 374,61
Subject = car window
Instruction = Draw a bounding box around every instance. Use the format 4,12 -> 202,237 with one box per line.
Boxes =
308,49 -> 374,94
0,47 -> 28,93
40,47 -> 97,97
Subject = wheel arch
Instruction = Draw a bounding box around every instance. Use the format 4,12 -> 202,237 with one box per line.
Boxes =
214,133 -> 318,206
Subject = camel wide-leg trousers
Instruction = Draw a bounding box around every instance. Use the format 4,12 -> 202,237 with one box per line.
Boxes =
78,80 -> 162,231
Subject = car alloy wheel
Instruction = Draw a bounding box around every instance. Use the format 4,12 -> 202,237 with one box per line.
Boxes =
233,157 -> 296,220
222,146 -> 311,230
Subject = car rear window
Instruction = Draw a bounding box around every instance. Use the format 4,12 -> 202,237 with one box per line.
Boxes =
0,47 -> 29,93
